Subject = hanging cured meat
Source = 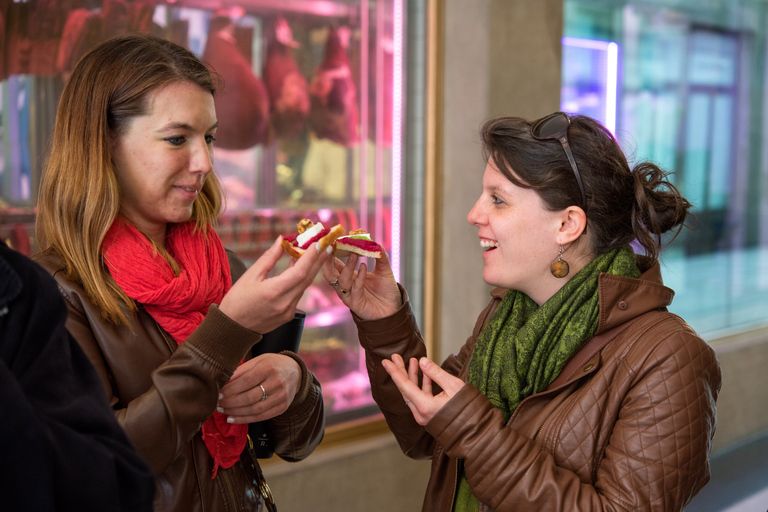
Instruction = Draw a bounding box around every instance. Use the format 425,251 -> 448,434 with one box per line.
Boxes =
57,8 -> 103,77
128,1 -> 156,34
100,0 -> 129,40
308,27 -> 359,147
370,36 -> 394,147
202,16 -> 270,150
264,18 -> 309,140
6,0 -> 65,77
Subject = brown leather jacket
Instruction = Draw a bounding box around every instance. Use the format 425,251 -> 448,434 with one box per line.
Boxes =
355,258 -> 721,511
37,251 -> 325,512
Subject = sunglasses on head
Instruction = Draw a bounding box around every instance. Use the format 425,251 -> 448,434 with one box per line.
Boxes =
530,111 -> 587,208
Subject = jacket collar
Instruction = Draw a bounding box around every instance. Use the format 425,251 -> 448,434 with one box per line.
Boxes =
595,256 -> 672,334
487,255 -> 673,335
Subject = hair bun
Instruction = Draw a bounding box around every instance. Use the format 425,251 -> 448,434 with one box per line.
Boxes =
631,162 -> 691,237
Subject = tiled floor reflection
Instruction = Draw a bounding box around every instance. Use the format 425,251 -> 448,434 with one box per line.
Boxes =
685,432 -> 768,511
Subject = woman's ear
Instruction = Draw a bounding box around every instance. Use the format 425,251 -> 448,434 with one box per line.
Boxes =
556,206 -> 587,245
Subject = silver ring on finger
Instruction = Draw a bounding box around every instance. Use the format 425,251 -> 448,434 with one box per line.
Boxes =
404,398 -> 411,405
259,384 -> 268,402
330,278 -> 340,287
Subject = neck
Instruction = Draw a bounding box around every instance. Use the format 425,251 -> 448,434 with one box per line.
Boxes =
120,214 -> 167,248
146,227 -> 167,248
528,252 -> 594,306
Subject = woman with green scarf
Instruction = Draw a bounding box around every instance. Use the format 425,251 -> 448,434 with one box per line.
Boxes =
323,113 -> 721,511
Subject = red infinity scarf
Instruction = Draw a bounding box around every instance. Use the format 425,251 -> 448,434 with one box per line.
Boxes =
103,218 -> 247,478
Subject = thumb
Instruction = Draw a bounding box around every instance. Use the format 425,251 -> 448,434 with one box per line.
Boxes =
248,236 -> 285,279
372,247 -> 395,278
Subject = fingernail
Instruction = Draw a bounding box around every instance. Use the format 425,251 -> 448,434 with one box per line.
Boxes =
315,241 -> 322,252
226,417 -> 235,424
326,245 -> 333,254
216,407 -> 224,414
218,393 -> 223,400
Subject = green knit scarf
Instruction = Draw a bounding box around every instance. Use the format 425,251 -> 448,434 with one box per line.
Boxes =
452,246 -> 639,512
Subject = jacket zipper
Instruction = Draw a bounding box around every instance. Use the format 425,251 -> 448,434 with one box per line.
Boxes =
219,467 -> 240,511
450,457 -> 460,511
190,443 -> 207,512
150,314 -> 177,354
534,408 -> 557,444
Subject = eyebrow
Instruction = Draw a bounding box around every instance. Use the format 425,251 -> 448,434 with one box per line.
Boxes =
486,184 -> 508,195
157,121 -> 219,132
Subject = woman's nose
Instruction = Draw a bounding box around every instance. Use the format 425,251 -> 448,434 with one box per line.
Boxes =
191,141 -> 213,175
467,198 -> 484,226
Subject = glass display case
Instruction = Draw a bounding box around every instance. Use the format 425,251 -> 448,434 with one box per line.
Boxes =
563,0 -> 768,338
1,0 -> 411,426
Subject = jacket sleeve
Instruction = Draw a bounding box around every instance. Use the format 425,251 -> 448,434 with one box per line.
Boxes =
268,350 -> 325,461
228,249 -> 325,461
425,328 -> 721,511
58,248 -> 325,473
0,247 -> 155,512
354,285 -> 502,461
63,298 -> 262,474
354,285 -> 460,459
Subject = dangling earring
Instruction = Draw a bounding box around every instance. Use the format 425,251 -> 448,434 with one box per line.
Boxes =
550,245 -> 569,278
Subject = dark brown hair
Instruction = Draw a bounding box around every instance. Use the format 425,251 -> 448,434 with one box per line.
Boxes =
481,114 -> 691,263
36,33 -> 224,324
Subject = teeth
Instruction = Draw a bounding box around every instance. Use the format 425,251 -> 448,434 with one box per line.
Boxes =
183,187 -> 196,192
480,240 -> 499,248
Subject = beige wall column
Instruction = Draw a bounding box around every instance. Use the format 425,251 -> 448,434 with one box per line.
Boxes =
437,0 -> 563,361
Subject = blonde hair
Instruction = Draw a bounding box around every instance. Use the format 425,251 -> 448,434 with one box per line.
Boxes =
36,34 -> 223,325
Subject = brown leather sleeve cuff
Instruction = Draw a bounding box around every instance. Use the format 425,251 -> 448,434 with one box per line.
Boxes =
353,285 -> 418,348
184,304 -> 262,375
278,350 -> 313,412
425,383 -> 502,459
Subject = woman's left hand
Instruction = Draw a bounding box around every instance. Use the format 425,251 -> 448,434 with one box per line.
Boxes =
382,354 -> 466,426
217,353 -> 301,424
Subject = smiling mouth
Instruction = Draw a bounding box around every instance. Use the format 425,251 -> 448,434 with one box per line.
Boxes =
480,239 -> 499,249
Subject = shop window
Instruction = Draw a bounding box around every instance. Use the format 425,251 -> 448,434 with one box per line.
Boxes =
564,0 -> 768,338
0,0 -> 417,429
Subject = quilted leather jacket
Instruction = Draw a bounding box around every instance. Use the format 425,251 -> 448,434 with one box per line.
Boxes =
37,251 -> 325,512
355,257 -> 721,511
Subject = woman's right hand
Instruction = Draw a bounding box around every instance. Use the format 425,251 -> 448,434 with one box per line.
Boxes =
382,354 -> 465,426
219,236 -> 330,333
322,249 -> 402,320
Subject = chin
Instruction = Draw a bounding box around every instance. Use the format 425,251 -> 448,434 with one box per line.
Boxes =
167,209 -> 195,225
483,270 -> 523,291
481,269 -> 504,289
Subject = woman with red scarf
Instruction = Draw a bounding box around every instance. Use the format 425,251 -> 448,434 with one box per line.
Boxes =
35,34 -> 327,512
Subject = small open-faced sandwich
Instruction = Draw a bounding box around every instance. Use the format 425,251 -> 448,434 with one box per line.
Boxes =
281,218 -> 346,258
333,229 -> 382,259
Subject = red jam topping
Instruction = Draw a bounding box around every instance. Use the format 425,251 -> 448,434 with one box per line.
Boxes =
337,238 -> 381,252
298,227 -> 331,249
